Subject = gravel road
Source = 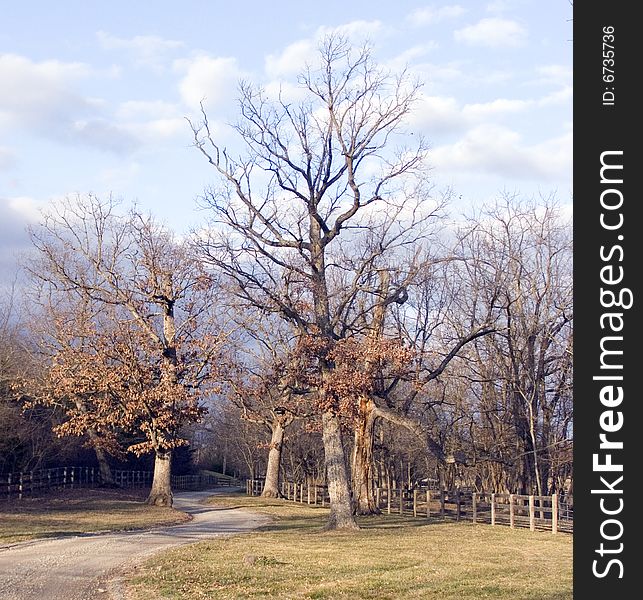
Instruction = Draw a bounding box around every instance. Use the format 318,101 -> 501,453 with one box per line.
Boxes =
0,489 -> 269,600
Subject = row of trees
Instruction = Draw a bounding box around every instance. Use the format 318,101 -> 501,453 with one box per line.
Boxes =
1,35 -> 572,529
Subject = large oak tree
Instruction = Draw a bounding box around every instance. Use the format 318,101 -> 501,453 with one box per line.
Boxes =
27,195 -> 224,506
191,35 -> 442,529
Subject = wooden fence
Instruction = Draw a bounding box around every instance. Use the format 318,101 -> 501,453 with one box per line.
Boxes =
1,467 -> 239,499
246,479 -> 573,534
171,473 -> 239,490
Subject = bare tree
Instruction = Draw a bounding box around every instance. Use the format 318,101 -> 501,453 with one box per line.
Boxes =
223,313 -> 307,498
190,35 -> 442,529
450,196 -> 573,495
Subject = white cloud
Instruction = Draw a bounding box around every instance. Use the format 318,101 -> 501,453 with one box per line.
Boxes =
70,119 -> 139,153
408,5 -> 466,26
113,100 -> 187,143
124,118 -> 186,141
116,100 -> 181,120
532,64 -> 573,86
407,95 -> 464,134
538,85 -> 572,107
6,196 -> 41,223
97,31 -> 184,70
0,53 -> 91,129
385,44 -> 439,71
265,39 -> 314,79
0,53 -> 140,153
329,19 -> 384,40
265,20 -> 383,79
454,18 -> 527,47
430,124 -> 572,182
462,97 -> 532,120
409,92 -> 556,133
175,55 -> 242,113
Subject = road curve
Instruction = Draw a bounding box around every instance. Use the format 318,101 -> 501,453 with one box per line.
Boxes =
0,488 -> 269,600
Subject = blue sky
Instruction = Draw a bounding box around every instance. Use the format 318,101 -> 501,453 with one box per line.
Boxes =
0,1 -> 572,283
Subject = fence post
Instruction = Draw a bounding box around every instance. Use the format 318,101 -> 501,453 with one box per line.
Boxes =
387,488 -> 391,514
426,490 -> 431,518
456,490 -> 461,521
413,489 -> 418,517
529,495 -> 535,531
19,472 -> 23,500
321,487 -> 325,507
552,493 -> 558,534
440,490 -> 445,516
307,484 -> 311,505
491,493 -> 496,526
509,494 -> 515,528
399,489 -> 404,515
472,493 -> 477,524
376,487 -> 381,510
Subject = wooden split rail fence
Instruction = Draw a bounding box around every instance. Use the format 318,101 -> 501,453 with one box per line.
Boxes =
1,467 -> 239,499
246,479 -> 573,534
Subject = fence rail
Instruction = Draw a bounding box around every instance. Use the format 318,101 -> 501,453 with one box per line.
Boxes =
1,467 -> 240,499
245,479 -> 573,534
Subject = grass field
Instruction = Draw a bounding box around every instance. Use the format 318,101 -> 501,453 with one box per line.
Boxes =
126,492 -> 573,600
0,488 -> 190,544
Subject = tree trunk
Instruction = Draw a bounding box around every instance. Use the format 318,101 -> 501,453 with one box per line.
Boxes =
351,397 -> 379,514
76,399 -> 115,486
322,410 -> 359,530
146,450 -> 173,506
92,441 -> 114,486
262,419 -> 285,498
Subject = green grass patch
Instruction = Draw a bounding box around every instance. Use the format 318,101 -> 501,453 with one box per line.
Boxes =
126,491 -> 572,599
0,488 -> 190,544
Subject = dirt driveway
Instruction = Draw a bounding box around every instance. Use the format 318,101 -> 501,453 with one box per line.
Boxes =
0,489 -> 269,600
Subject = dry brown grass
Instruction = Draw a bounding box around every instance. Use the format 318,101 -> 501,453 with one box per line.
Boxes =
126,492 -> 572,599
0,488 -> 190,544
